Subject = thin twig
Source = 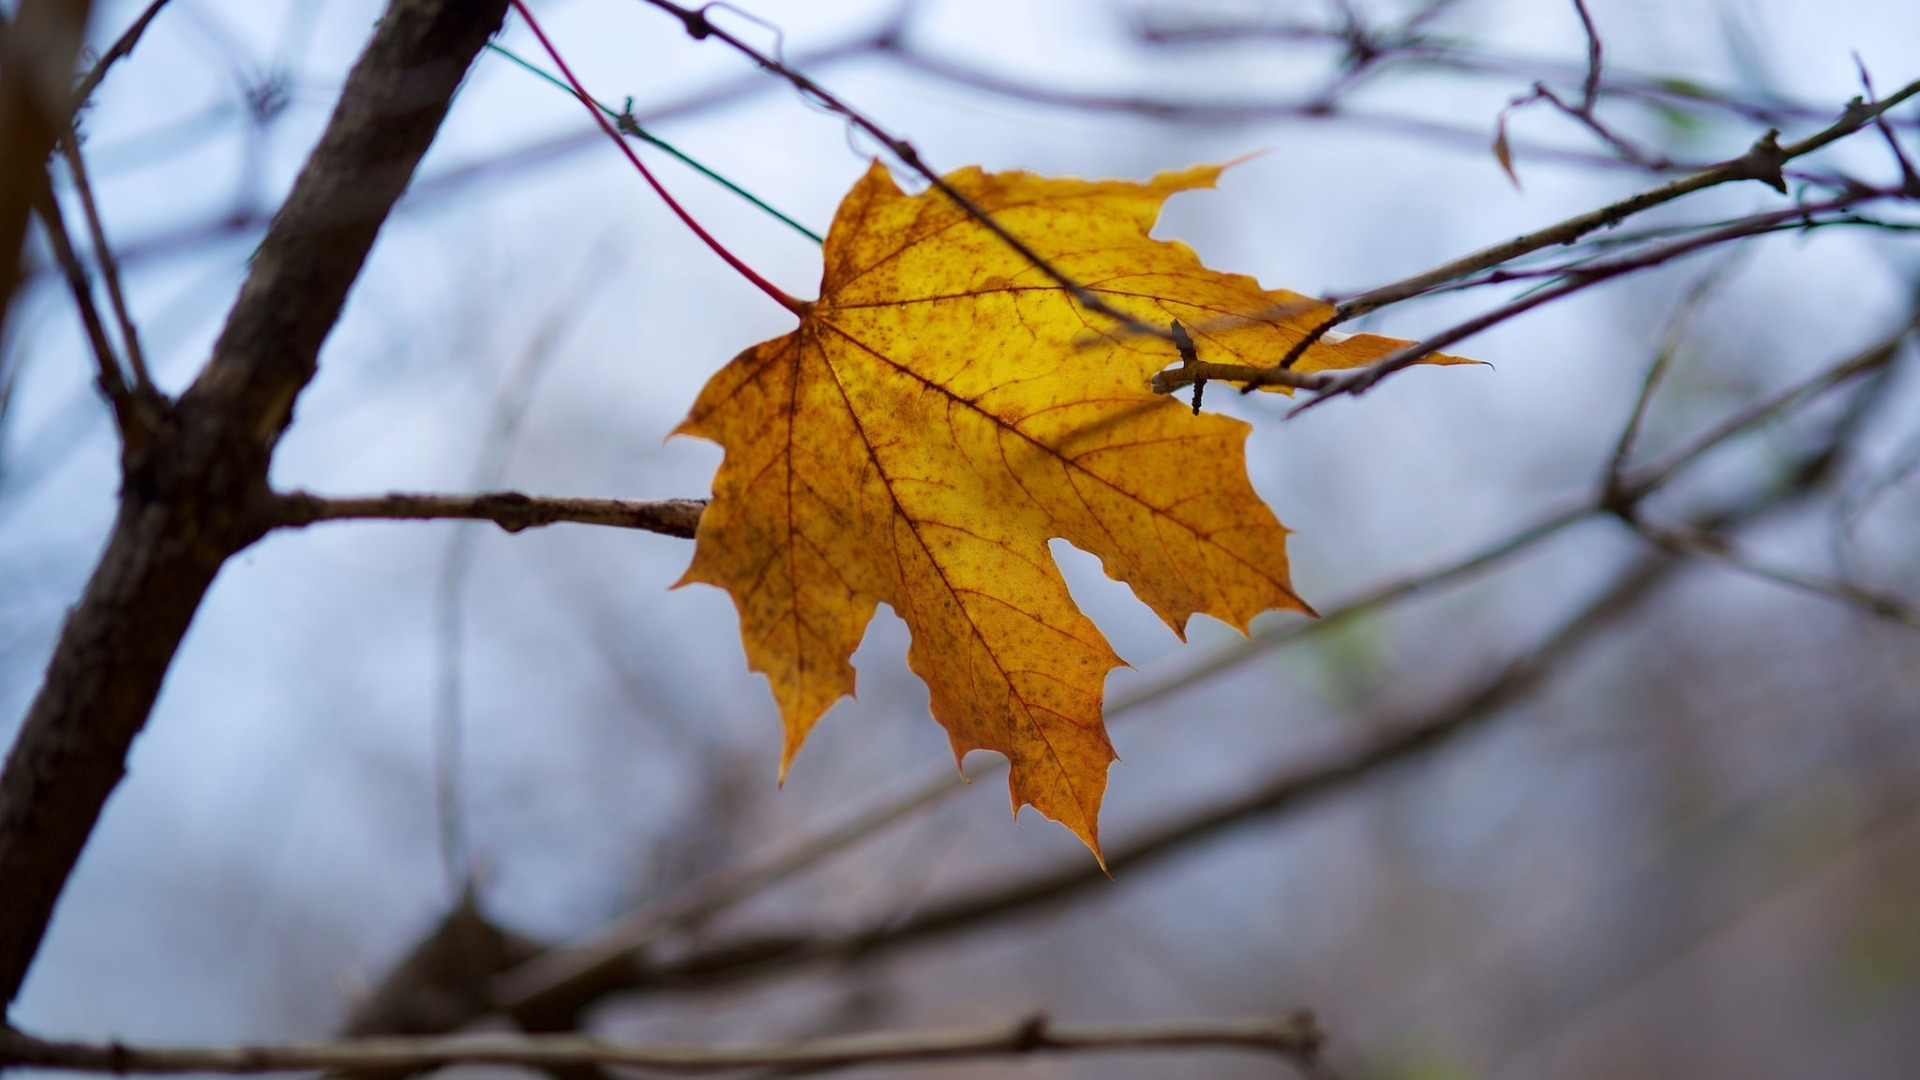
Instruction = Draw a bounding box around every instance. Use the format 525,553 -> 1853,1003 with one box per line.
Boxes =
503,390 -> 1860,1003
56,132 -> 152,391
635,0 -> 1173,341
483,41 -> 822,243
881,43 -> 1685,176
1853,56 -> 1920,193
1602,269 -> 1726,496
1622,318 -> 1916,502
28,185 -> 138,437
488,500 -> 1594,1021
1151,188 -> 1906,406
507,0 -> 807,315
1248,83 -> 1920,375
0,1015 -> 1328,1076
267,491 -> 706,539
483,305 -> 1912,1023
1630,520 -> 1920,629
68,0 -> 174,113
1571,0 -> 1602,112
1136,12 -> 1918,132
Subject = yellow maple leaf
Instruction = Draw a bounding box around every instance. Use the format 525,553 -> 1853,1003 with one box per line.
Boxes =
675,161 -> 1463,859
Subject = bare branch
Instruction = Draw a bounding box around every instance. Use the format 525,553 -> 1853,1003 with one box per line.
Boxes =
635,0 -> 1174,342
1854,56 -> 1920,193
511,389 -> 1856,1004
1631,520 -> 1920,629
1148,188 -> 1910,404
486,500 -> 1593,1025
880,43 -> 1684,176
0,0 -> 512,1007
481,308 -> 1902,1020
1622,317 -> 1915,503
1266,83 -> 1919,369
68,0 -> 174,114
1601,265 -> 1737,498
1136,11 -> 1916,132
0,1015 -> 1329,1076
56,131 -> 154,392
29,183 -> 137,435
268,491 -> 706,539
1570,0 -> 1603,112
35,30 -> 884,282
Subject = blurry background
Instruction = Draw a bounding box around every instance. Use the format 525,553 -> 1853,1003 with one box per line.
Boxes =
3,0 -> 1919,1077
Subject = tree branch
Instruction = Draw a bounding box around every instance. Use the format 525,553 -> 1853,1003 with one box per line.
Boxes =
519,401 -> 1853,1007
56,127 -> 154,392
635,0 -> 1174,342
67,0 -> 173,114
269,491 -> 706,539
1149,186 -> 1913,403
0,0 -> 510,1007
608,545 -> 1684,996
483,501 -> 1596,1026
1241,82 -> 1920,377
363,308 -> 1911,1041
29,182 -> 139,437
0,1015 -> 1329,1076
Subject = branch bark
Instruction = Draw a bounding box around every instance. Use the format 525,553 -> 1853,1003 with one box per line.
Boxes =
0,0 -> 509,1007
0,1015 -> 1328,1077
270,491 -> 706,539
1144,81 -> 1920,403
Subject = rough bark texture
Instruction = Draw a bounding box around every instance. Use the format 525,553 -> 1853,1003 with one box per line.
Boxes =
0,0 -> 510,1008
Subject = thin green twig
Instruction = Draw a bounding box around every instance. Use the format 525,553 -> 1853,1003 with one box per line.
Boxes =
486,42 -> 823,244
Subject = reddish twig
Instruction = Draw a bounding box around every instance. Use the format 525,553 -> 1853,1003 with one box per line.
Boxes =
634,0 -> 1171,341
507,0 -> 807,316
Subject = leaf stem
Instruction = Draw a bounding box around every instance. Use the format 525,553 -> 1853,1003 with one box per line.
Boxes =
506,0 -> 809,316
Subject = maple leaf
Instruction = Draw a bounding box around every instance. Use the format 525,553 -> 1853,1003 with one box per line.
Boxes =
675,161 -> 1464,859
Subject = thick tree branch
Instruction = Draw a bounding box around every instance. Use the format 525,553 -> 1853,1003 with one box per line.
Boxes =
0,1015 -> 1329,1076
270,491 -> 705,539
0,0 -> 509,1007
